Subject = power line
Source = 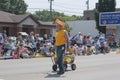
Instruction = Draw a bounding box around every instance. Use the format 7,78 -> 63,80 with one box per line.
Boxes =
28,8 -> 83,14
54,1 -> 81,7
28,8 -> 49,10
53,2 -> 84,9
53,9 -> 83,14
27,7 -> 83,16
53,3 -> 84,11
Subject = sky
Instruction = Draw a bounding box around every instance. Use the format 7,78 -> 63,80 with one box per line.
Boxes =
25,0 -> 120,16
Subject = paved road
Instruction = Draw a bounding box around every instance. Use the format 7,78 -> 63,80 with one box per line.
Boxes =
0,53 -> 120,80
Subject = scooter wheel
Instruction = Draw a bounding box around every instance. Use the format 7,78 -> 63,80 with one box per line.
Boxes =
64,64 -> 68,71
71,64 -> 76,70
52,64 -> 57,71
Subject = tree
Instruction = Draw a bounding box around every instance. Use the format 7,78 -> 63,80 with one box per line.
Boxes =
33,10 -> 53,21
95,12 -> 106,33
98,0 -> 116,12
0,0 -> 28,14
95,0 -> 116,34
33,10 -> 82,21
64,23 -> 72,33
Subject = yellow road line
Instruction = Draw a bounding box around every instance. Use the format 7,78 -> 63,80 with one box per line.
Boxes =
34,55 -> 47,58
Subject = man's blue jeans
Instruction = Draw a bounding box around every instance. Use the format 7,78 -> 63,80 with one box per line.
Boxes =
56,44 -> 65,73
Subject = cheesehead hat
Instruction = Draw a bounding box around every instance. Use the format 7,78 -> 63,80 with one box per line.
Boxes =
55,19 -> 65,28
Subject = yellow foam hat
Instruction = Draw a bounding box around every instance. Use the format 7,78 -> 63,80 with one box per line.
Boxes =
55,19 -> 65,28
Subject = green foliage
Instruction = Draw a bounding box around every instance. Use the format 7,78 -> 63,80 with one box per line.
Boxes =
32,10 -> 82,21
95,12 -> 106,33
98,0 -> 116,12
64,23 -> 72,32
95,0 -> 116,34
0,0 -> 28,14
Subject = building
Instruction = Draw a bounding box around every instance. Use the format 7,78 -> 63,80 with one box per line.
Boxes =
83,10 -> 96,20
67,20 -> 98,37
52,20 -> 99,37
0,11 -> 55,37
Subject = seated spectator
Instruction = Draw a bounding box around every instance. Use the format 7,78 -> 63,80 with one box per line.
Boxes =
75,32 -> 83,46
0,43 -> 3,56
52,36 -> 56,45
13,47 -> 19,59
73,44 -> 78,55
77,45 -> 84,56
0,33 -> 3,44
86,36 -> 92,55
49,46 -> 54,56
100,41 -> 105,54
32,40 -> 37,53
3,38 -> 12,55
69,45 -> 75,55
24,40 -> 33,52
29,32 -> 35,44
19,44 -> 30,58
43,45 -> 50,56
45,40 -> 52,48
36,40 -> 41,53
104,40 -> 110,53
90,44 -> 97,54
35,34 -> 40,41
95,41 -> 100,54
2,30 -> 7,39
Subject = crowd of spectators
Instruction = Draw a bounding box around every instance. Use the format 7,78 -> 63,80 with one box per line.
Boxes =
69,32 -> 111,56
0,31 -> 55,59
0,30 -> 117,59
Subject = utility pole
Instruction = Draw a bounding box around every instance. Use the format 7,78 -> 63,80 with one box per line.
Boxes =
86,0 -> 89,10
48,0 -> 54,16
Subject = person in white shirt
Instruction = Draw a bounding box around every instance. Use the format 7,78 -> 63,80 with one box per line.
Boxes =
29,32 -> 35,45
77,45 -> 84,56
0,33 -> 3,44
73,44 -> 78,55
76,32 -> 83,46
25,40 -> 33,49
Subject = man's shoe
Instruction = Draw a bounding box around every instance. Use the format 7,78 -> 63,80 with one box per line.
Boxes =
57,72 -> 64,75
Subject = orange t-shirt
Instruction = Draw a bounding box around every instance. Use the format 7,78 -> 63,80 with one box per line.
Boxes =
55,30 -> 67,46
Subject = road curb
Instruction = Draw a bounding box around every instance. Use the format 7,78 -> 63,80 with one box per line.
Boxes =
34,55 -> 47,58
111,51 -> 120,54
0,57 -> 4,60
115,52 -> 120,54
